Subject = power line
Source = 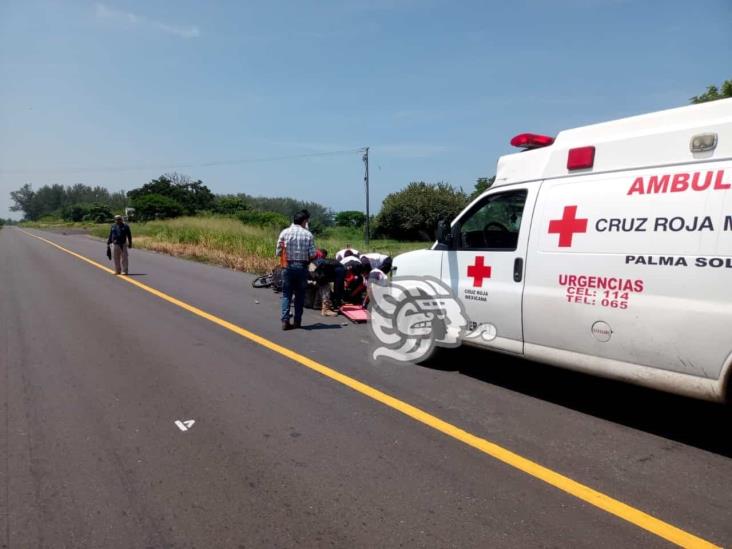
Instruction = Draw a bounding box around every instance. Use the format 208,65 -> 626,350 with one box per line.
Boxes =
0,148 -> 365,176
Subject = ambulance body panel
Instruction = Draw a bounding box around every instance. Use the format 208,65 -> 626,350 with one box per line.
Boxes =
523,158 -> 732,401
395,248 -> 443,280
392,98 -> 732,402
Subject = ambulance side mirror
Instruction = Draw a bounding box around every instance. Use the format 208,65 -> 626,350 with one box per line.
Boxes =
436,219 -> 449,243
450,223 -> 461,249
435,219 -> 458,250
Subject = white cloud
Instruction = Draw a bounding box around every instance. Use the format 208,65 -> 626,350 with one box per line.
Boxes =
95,3 -> 200,39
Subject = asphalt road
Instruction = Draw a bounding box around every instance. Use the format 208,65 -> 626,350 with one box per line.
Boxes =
1,227 -> 730,548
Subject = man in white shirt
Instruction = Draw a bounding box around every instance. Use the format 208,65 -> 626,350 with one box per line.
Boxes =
339,254 -> 361,268
275,210 -> 317,330
361,252 -> 392,276
361,252 -> 388,270
335,245 -> 360,262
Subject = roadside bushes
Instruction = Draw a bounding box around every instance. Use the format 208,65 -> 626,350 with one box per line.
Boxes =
335,210 -> 366,228
212,196 -> 249,216
236,210 -> 289,228
131,194 -> 184,221
61,203 -> 114,223
9,183 -> 127,221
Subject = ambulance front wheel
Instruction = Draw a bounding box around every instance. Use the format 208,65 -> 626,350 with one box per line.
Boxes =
417,345 -> 458,370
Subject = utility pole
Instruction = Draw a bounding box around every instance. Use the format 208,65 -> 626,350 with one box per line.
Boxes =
363,147 -> 370,246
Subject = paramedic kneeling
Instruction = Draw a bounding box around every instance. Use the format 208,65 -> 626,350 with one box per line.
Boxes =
276,210 -> 317,330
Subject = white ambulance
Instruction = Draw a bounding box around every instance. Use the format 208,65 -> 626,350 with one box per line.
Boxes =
392,98 -> 732,402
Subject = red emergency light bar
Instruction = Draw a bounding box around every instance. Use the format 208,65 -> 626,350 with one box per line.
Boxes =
510,133 -> 555,149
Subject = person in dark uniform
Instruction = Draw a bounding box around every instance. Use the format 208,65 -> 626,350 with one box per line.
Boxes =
107,215 -> 132,275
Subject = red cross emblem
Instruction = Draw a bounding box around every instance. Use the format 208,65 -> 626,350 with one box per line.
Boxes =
467,256 -> 492,287
548,205 -> 588,247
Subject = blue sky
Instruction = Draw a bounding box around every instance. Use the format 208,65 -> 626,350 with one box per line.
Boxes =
1,0 -> 730,219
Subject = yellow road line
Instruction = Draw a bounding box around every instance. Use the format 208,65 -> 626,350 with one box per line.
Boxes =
19,228 -> 720,549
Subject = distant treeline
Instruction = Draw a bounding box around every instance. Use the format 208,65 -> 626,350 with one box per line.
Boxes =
10,183 -> 129,223
9,172 -> 495,240
125,173 -> 335,231
9,173 -> 335,231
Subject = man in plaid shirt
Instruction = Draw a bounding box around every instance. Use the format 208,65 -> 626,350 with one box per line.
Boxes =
276,209 -> 317,330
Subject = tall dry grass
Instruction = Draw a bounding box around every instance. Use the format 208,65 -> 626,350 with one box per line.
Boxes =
91,216 -> 426,274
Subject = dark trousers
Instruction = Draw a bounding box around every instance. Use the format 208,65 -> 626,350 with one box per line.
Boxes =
281,264 -> 309,323
333,264 -> 345,307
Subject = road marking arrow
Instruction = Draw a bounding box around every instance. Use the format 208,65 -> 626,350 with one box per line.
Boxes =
174,419 -> 195,432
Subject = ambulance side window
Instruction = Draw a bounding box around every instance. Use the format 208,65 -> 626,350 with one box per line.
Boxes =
458,190 -> 527,251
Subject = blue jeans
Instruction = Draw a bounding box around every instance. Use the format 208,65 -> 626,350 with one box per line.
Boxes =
281,264 -> 309,323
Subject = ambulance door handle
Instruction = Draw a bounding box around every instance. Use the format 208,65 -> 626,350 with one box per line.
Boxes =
513,258 -> 523,282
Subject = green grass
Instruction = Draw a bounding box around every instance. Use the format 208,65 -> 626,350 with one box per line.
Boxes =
20,219 -> 99,229
318,226 -> 427,258
91,217 -> 280,257
88,216 -> 427,274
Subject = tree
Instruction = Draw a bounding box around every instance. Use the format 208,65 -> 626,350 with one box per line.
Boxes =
176,178 -> 214,214
62,201 -> 118,222
131,194 -> 184,221
236,194 -> 333,233
690,79 -> 732,104
374,182 -> 468,241
212,195 -> 249,215
66,183 -> 114,205
109,190 -> 128,212
470,176 -> 496,200
10,182 -> 125,221
61,203 -> 90,222
127,173 -> 214,216
10,184 -> 42,220
335,210 -> 366,228
83,204 -> 114,223
33,184 -> 66,216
